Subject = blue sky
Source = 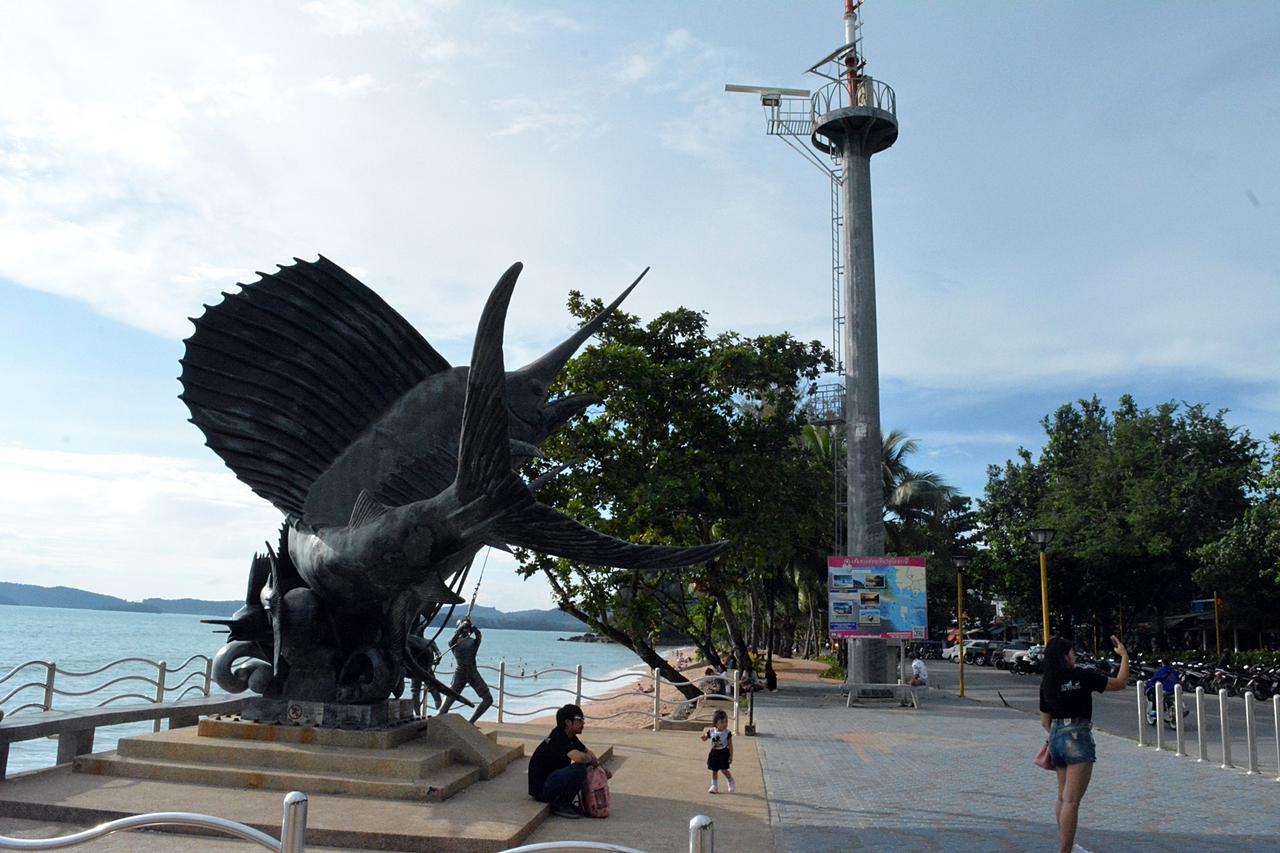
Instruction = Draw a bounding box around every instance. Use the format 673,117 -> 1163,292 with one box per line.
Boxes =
1,2 -> 1277,609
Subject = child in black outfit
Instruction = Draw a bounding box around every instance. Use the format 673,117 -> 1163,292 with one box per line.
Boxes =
701,709 -> 735,793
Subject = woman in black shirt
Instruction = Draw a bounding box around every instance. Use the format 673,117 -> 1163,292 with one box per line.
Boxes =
1039,634 -> 1129,853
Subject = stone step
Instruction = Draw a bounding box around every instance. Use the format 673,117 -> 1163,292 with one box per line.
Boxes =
74,751 -> 481,801
117,727 -> 454,777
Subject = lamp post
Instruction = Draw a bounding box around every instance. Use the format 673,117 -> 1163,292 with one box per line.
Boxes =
952,553 -> 971,699
1028,528 -> 1056,645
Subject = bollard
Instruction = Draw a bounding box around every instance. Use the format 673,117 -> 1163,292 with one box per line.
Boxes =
497,661 -> 506,724
1243,692 -> 1258,774
652,667 -> 661,732
280,790 -> 308,853
1153,687 -> 1164,751
1219,688 -> 1233,769
689,814 -> 714,853
1195,686 -> 1207,762
1173,684 -> 1185,756
575,664 -> 583,707
1136,684 -> 1147,747
203,656 -> 213,697
1273,695 -> 1280,783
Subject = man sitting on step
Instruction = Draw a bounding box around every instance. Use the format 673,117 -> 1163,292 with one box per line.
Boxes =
527,704 -> 611,819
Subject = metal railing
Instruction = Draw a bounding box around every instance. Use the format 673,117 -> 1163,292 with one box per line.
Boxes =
1137,684 -> 1280,781
812,76 -> 896,119
431,664 -> 742,734
0,790 -> 306,851
1,655 -> 213,724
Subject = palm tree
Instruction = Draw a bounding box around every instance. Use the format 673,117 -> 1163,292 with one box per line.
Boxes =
802,425 -> 958,552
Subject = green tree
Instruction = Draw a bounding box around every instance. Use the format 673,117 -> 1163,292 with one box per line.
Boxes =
516,294 -> 831,693
977,396 -> 1261,647
1196,434 -> 1280,636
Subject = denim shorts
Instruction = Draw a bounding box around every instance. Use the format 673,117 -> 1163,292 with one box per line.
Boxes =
1048,719 -> 1097,766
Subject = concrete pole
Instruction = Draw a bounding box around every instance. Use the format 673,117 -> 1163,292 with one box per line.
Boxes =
840,136 -> 885,557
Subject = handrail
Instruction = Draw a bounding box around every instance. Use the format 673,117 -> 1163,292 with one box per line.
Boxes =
812,76 -> 897,118
0,790 -> 307,852
499,843 -> 647,853
0,656 -> 213,719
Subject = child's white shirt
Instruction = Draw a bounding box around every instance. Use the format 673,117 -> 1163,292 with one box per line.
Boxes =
707,729 -> 732,750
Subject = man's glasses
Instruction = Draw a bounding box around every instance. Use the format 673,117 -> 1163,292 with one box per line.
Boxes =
572,716 -> 585,722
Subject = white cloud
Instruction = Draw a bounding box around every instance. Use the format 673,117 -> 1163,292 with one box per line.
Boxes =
0,446 -> 282,600
310,73 -> 386,98
302,0 -> 436,36
616,55 -> 653,84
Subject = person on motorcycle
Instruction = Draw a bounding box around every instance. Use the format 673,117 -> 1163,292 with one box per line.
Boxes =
1144,663 -> 1179,725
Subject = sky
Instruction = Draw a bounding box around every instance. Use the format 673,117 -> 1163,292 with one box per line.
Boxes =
1,1 -> 1277,610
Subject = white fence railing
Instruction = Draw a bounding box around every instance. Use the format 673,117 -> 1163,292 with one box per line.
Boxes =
1137,684 -> 1280,781
1,800 -> 713,853
0,790 -> 306,851
0,656 -> 213,725
432,664 -> 742,734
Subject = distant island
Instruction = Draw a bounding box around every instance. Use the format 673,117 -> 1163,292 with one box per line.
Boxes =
0,581 -> 588,632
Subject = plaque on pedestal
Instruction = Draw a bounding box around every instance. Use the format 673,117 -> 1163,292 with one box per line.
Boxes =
241,697 -> 418,729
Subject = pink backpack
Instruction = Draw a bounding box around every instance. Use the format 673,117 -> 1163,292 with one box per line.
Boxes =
580,765 -> 611,818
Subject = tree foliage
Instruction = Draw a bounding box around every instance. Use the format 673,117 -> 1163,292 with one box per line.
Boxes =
976,395 -> 1262,645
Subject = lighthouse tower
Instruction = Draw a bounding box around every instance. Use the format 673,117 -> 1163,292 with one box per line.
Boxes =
810,0 -> 898,557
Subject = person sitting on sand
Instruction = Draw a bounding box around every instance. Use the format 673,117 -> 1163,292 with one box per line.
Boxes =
528,704 -> 611,819
701,666 -> 723,695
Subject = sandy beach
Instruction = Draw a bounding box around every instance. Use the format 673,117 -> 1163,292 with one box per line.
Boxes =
531,646 -> 718,729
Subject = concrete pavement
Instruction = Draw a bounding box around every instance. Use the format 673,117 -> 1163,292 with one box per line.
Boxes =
2,659 -> 1276,851
753,663 -> 1278,852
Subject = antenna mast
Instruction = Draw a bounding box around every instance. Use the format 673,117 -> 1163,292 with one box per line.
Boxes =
727,1 -> 899,558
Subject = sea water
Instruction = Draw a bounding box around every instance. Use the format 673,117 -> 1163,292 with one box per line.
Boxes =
0,604 -> 655,775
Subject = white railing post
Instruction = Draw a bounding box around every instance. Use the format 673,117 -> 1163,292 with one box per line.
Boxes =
1173,684 -> 1185,756
203,656 -> 213,697
497,660 -> 506,724
652,667 -> 661,733
42,662 -> 55,711
1136,684 -> 1147,746
732,675 -> 741,735
153,661 -> 168,732
1243,692 -> 1258,774
1219,688 -> 1233,769
1273,695 -> 1280,783
280,790 -> 308,853
1195,686 -> 1207,762
575,664 -> 583,707
689,814 -> 714,853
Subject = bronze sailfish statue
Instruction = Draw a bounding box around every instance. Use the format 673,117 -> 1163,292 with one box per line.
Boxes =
180,258 -> 727,704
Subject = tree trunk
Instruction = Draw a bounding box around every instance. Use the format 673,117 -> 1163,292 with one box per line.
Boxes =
541,570 -> 701,700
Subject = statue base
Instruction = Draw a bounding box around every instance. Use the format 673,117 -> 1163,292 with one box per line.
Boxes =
240,697 -> 418,729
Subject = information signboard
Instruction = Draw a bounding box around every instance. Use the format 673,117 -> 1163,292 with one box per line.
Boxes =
828,556 -> 927,639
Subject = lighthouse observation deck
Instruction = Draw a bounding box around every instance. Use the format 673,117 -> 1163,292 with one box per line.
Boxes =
812,76 -> 898,156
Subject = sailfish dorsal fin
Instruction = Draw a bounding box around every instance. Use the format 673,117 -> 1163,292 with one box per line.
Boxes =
179,256 -> 451,521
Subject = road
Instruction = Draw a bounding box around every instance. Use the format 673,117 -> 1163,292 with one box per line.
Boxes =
926,659 -> 1280,775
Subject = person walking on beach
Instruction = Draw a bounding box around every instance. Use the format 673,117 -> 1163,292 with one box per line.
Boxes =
1039,634 -> 1129,853
701,709 -> 735,793
528,704 -> 611,819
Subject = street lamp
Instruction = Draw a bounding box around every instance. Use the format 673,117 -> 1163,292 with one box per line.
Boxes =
1027,528 -> 1056,645
952,553 -> 971,699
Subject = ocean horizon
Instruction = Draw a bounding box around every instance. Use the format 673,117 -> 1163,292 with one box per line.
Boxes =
0,604 -> 660,775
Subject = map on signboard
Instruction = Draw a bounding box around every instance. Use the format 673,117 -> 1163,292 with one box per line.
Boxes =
828,556 -> 928,639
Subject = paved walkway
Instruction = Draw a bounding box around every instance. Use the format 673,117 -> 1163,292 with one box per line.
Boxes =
752,670 -> 1278,852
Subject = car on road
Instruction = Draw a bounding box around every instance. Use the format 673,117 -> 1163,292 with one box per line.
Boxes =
942,640 -> 989,662
998,641 -> 1034,669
